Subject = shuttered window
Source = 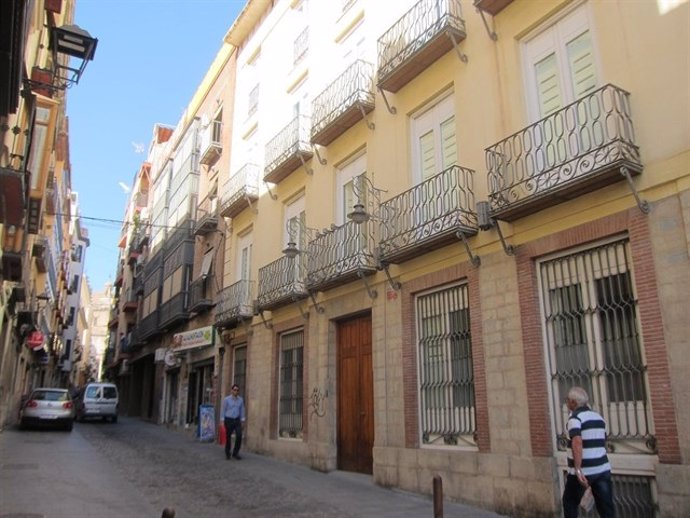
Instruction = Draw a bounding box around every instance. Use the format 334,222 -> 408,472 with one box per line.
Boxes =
279,329 -> 304,439
524,5 -> 598,120
411,94 -> 456,184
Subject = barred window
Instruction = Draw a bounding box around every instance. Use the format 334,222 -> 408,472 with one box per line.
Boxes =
417,283 -> 476,447
279,329 -> 304,439
540,239 -> 655,454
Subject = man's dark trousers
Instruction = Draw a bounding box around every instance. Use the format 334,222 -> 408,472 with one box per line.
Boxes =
563,472 -> 615,518
224,417 -> 242,458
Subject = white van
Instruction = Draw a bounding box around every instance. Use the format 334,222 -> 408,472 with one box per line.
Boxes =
76,382 -> 119,423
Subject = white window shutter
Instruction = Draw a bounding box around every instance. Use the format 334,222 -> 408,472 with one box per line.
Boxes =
566,30 -> 597,98
419,130 -> 436,180
440,115 -> 457,170
535,52 -> 562,117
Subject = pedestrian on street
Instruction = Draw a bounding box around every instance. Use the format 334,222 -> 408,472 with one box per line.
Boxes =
221,383 -> 245,460
562,386 -> 615,518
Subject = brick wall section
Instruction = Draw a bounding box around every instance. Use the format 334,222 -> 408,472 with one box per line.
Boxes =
518,207 -> 681,463
401,259 -> 490,452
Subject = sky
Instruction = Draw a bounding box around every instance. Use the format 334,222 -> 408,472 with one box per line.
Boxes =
68,0 -> 245,293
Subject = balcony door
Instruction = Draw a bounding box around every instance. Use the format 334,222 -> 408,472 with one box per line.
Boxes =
285,196 -> 306,291
236,231 -> 252,306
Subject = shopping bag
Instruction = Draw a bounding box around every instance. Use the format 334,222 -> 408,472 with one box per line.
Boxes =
579,487 -> 595,513
218,423 -> 226,445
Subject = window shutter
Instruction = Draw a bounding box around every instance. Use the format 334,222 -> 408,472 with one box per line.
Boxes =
419,130 -> 436,180
566,30 -> 597,98
440,116 -> 457,169
534,52 -> 562,117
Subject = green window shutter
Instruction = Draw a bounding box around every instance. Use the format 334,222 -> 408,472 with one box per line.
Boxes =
440,115 -> 457,169
535,52 -> 562,117
420,130 -> 436,180
567,30 -> 597,98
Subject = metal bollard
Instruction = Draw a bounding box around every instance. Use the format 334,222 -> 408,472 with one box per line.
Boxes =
433,475 -> 443,518
161,508 -> 175,518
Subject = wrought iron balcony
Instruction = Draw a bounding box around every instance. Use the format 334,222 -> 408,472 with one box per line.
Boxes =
199,119 -> 223,166
257,255 -> 309,312
159,291 -> 189,330
165,219 -> 194,255
311,60 -> 375,146
193,198 -> 218,236
379,165 -> 477,264
108,306 -> 118,329
474,0 -> 514,15
219,163 -> 260,218
307,221 -> 377,292
138,310 -> 160,341
122,288 -> 138,313
377,0 -> 466,93
32,236 -> 48,273
264,115 -> 313,184
133,273 -> 144,295
0,166 -> 25,227
44,173 -> 57,215
189,274 -> 216,314
486,84 -> 643,221
215,280 -> 255,328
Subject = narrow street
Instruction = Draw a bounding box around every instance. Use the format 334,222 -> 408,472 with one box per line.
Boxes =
1,417 -> 507,518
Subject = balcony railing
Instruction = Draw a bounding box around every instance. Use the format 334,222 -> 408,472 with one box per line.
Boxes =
159,291 -> 189,330
189,275 -> 215,314
377,0 -> 466,93
311,60 -> 375,146
264,115 -> 313,184
139,310 -> 160,341
215,280 -> 255,328
32,236 -> 48,273
219,163 -> 260,218
379,165 -> 477,264
486,84 -> 643,221
122,288 -> 138,313
294,27 -> 309,65
257,255 -> 308,312
199,119 -> 223,166
307,220 -> 377,292
193,198 -> 219,236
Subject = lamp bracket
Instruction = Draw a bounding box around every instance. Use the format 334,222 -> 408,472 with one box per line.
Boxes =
298,152 -> 313,175
377,87 -> 397,115
447,30 -> 468,63
259,310 -> 273,329
455,229 -> 481,267
312,144 -> 327,165
357,104 -> 375,131
357,270 -> 377,299
476,7 -> 498,41
620,166 -> 649,214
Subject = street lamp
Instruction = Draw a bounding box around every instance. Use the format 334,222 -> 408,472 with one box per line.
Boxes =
49,24 -> 98,88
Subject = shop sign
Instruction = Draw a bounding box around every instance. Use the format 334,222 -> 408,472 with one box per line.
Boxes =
172,326 -> 215,352
26,331 -> 44,349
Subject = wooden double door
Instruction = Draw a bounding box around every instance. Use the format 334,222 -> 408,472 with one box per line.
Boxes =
337,313 -> 374,474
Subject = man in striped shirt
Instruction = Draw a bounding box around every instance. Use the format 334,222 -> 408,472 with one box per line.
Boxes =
563,386 -> 615,518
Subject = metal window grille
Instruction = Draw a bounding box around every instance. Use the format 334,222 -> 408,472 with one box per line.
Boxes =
293,27 -> 309,65
540,239 -> 656,454
279,330 -> 304,438
416,283 -> 476,446
564,472 -> 658,517
248,84 -> 259,117
232,345 -> 247,397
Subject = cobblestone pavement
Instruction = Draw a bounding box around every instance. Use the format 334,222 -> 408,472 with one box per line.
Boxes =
3,417 -> 508,518
76,417 -> 508,518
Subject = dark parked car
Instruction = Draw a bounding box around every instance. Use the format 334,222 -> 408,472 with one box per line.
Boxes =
19,388 -> 74,431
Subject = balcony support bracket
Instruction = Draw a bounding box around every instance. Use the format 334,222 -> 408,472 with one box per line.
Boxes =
378,261 -> 401,291
357,104 -> 375,131
245,193 -> 259,214
620,166 -> 650,214
447,31 -> 468,63
378,88 -> 397,115
309,290 -> 325,314
259,310 -> 273,329
357,270 -> 377,299
455,229 -> 481,267
493,219 -> 516,257
298,153 -> 314,175
263,181 -> 278,200
292,295 -> 310,321
477,8 -> 498,41
312,144 -> 327,165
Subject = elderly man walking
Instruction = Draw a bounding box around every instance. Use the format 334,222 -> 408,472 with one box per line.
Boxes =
562,386 -> 615,518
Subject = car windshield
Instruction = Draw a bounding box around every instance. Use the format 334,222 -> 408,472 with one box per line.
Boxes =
32,390 -> 69,402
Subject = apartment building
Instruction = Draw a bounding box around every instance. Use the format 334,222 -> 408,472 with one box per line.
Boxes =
114,0 -> 688,515
106,43 -> 237,426
0,0 -> 97,427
